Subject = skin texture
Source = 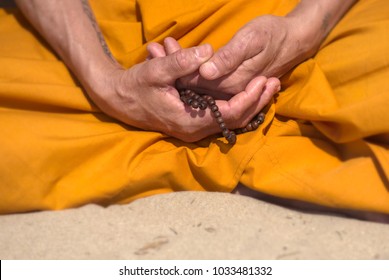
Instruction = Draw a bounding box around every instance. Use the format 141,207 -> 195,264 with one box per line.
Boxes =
198,0 -> 358,94
148,0 -> 358,98
14,0 -> 356,142
14,0 -> 280,142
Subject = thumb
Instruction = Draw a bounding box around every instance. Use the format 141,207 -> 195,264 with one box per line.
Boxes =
155,44 -> 213,84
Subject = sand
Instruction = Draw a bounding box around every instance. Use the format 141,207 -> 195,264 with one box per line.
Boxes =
0,0 -> 388,260
1,191 -> 389,260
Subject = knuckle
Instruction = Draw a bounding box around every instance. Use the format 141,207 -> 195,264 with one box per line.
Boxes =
216,47 -> 236,71
145,60 -> 164,82
172,50 -> 190,73
147,68 -> 160,82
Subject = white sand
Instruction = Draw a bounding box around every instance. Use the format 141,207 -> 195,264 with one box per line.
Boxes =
1,192 -> 389,260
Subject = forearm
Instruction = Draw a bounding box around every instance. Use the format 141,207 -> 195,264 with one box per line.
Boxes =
287,0 -> 358,55
14,0 -> 121,96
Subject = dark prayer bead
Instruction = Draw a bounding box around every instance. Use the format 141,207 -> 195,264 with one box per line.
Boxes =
210,105 -> 218,112
219,122 -> 227,130
251,120 -> 259,130
226,132 -> 236,145
191,101 -> 199,108
208,99 -> 216,106
204,95 -> 211,100
213,111 -> 221,118
216,117 -> 224,124
222,129 -> 230,138
199,102 -> 207,110
257,112 -> 265,123
178,88 -> 266,145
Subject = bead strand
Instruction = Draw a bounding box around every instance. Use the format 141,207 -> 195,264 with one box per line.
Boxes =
179,89 -> 265,145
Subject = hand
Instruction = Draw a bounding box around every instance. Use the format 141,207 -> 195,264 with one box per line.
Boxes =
199,15 -> 315,82
92,44 -> 279,142
147,37 -> 281,101
194,0 -> 355,96
148,15 -> 315,97
197,15 -> 321,95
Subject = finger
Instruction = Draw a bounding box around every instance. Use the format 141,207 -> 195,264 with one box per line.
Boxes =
199,32 -> 261,80
146,42 -> 166,58
170,77 -> 280,142
264,77 -> 281,99
244,76 -> 280,114
219,76 -> 272,128
151,43 -> 214,84
164,37 -> 182,55
248,77 -> 279,115
198,41 -> 246,80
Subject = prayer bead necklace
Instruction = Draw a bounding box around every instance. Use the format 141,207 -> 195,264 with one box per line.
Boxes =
179,89 -> 265,145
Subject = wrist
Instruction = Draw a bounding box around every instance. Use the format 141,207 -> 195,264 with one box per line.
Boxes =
286,0 -> 357,58
285,6 -> 325,59
77,53 -> 125,112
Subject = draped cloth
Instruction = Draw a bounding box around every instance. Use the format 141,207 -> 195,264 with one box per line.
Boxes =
0,0 -> 388,214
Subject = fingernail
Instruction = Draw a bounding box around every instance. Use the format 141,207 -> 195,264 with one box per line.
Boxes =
201,61 -> 218,78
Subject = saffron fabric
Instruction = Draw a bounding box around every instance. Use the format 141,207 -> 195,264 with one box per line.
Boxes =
0,0 -> 388,214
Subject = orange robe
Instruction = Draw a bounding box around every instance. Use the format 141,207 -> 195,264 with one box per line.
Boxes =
0,0 -> 388,214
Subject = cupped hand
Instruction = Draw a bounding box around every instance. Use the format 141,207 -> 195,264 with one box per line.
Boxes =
92,44 -> 279,142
